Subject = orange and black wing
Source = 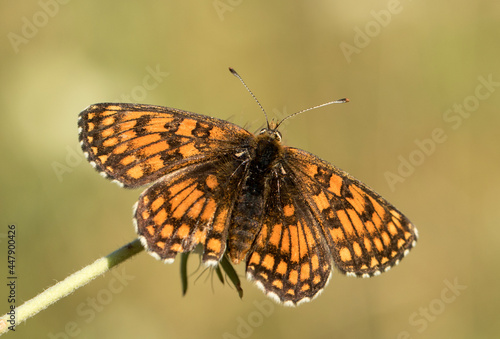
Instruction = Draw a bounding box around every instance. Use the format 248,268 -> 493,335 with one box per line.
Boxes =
78,103 -> 253,188
134,156 -> 249,264
246,169 -> 333,306
284,147 -> 418,278
245,146 -> 418,306
78,102 -> 256,264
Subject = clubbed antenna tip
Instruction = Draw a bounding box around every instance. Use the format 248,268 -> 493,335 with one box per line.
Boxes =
229,67 -> 270,128
229,67 -> 349,131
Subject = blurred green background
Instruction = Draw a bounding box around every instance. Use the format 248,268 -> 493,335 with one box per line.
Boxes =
1,1 -> 499,338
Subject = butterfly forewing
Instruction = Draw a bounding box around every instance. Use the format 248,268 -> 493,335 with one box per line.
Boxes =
78,103 -> 253,188
284,147 -> 418,277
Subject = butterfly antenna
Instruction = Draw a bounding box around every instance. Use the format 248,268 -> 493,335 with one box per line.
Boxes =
275,98 -> 350,130
229,67 -> 270,129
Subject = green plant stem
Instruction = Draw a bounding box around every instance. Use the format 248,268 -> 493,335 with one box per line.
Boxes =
0,238 -> 143,336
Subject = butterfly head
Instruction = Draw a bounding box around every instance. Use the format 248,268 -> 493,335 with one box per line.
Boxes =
258,123 -> 282,142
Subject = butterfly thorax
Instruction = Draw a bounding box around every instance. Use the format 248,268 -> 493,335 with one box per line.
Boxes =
227,129 -> 283,263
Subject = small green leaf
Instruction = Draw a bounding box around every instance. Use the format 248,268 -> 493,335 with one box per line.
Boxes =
180,252 -> 190,296
214,265 -> 224,285
220,255 -> 243,299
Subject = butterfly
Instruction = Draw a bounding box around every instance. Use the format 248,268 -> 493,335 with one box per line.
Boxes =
78,68 -> 417,306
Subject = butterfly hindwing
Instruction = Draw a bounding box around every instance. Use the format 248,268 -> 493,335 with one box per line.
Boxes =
284,147 -> 418,277
246,170 -> 333,305
78,103 -> 253,188
134,156 -> 249,264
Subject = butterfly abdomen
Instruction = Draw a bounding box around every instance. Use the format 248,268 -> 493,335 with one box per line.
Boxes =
227,133 -> 283,263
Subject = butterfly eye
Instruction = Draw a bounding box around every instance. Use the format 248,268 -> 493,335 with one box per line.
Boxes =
273,131 -> 282,141
258,128 -> 267,135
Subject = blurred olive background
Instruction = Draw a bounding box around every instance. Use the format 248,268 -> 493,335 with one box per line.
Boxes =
1,1 -> 499,338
